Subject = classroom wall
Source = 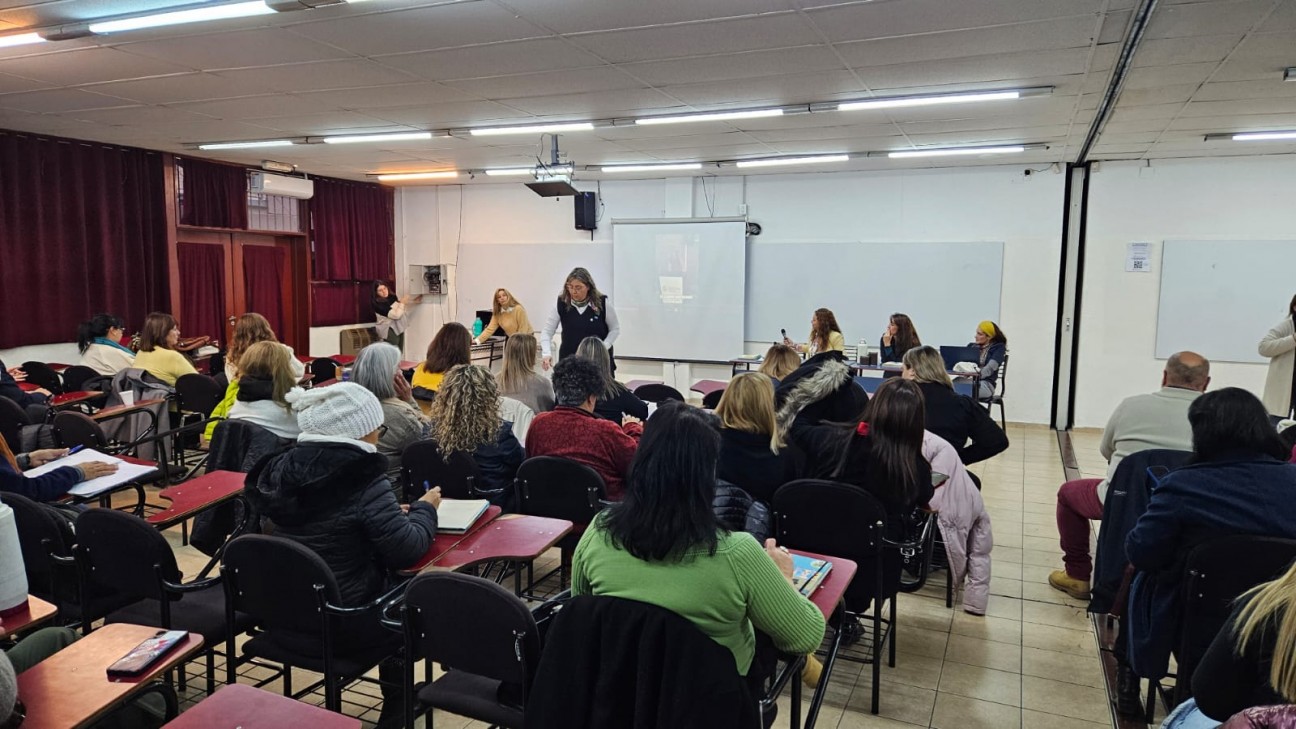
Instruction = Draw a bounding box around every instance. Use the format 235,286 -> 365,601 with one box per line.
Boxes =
395,165 -> 1065,424
1076,155 -> 1296,427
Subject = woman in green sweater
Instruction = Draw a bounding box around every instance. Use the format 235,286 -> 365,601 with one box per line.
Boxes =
571,401 -> 826,686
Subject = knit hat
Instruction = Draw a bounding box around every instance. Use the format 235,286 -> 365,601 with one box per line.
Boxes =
285,383 -> 384,440
0,650 -> 15,725
977,321 -> 997,338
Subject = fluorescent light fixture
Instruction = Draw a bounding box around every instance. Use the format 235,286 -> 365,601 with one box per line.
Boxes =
0,33 -> 45,48
470,122 -> 595,137
322,131 -> 434,144
635,109 -> 783,126
89,1 -> 275,33
839,90 -> 1023,112
197,140 -> 295,150
887,145 -> 1026,159
601,163 -> 704,173
735,155 -> 849,168
483,165 -> 573,176
1284,68 -> 1296,82
376,171 -> 459,181
1231,131 -> 1296,141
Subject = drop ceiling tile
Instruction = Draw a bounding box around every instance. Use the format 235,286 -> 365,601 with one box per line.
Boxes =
0,111 -> 102,136
634,142 -> 782,159
1093,131 -> 1162,145
284,3 -> 547,57
804,0 -> 1105,43
0,88 -> 136,113
743,123 -> 899,142
621,131 -> 758,151
1210,56 -> 1288,83
81,73 -> 256,104
245,111 -> 409,134
617,47 -> 844,87
0,71 -> 49,94
660,70 -> 865,107
374,39 -> 604,82
113,28 -> 353,71
1180,97 -> 1296,117
502,88 -> 683,116
212,59 -> 422,94
364,101 -> 534,127
503,0 -> 794,35
1165,112 -> 1296,131
1122,62 -> 1218,90
1117,84 -> 1200,106
66,105 -> 216,126
1143,0 -> 1276,39
122,119 -> 285,143
1087,143 -> 1151,155
770,137 -> 906,155
566,13 -> 820,64
170,94 -> 331,120
1098,11 -> 1133,44
1108,102 -> 1186,121
444,67 -> 644,100
834,17 -> 1098,68
1131,35 -> 1242,67
1193,79 -> 1296,102
294,82 -> 480,110
1102,118 -> 1173,134
855,48 -> 1093,91
0,47 -> 192,85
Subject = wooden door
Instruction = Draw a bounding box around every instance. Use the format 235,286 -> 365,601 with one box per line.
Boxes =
232,233 -> 305,351
176,234 -> 233,346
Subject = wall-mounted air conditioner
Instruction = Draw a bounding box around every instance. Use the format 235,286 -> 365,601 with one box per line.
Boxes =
250,172 -> 315,200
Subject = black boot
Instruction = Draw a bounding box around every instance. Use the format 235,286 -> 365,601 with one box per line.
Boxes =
1116,663 -> 1145,717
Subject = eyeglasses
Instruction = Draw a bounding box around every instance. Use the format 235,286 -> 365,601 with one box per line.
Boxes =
1,698 -> 27,729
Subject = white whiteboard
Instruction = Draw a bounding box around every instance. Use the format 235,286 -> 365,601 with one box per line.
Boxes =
613,219 -> 747,361
454,242 -> 611,329
746,241 -> 1003,351
1157,240 -> 1296,363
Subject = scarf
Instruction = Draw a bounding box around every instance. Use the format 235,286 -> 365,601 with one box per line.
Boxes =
94,337 -> 135,355
236,375 -> 276,403
373,293 -> 397,317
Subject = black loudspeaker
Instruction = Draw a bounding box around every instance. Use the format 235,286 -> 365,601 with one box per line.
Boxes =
575,191 -> 597,230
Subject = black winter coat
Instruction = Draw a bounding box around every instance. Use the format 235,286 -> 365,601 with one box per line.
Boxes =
245,441 -> 438,606
775,351 -> 868,428
916,381 -> 1009,466
594,384 -> 649,423
717,428 -> 801,504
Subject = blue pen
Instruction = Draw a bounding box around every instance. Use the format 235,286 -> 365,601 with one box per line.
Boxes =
424,480 -> 431,494
67,445 -> 85,455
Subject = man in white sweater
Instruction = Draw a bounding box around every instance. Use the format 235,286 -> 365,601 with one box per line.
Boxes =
1048,351 -> 1210,599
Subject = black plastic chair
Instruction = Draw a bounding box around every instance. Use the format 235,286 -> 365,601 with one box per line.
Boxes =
0,397 -> 30,453
221,535 -> 405,710
310,358 -> 343,384
175,373 -> 223,417
20,361 -> 63,395
1169,535 -> 1296,706
75,508 -> 251,694
61,365 -> 105,393
985,353 -> 1008,429
773,479 -> 898,715
514,456 -> 607,591
52,411 -> 112,451
701,389 -> 725,409
400,572 -> 541,728
633,383 -> 685,403
401,440 -> 496,501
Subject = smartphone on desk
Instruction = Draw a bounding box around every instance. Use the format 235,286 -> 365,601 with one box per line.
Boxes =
106,630 -> 188,678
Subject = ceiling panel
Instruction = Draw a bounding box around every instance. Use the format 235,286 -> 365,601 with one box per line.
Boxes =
443,66 -> 644,99
660,70 -> 866,107
500,0 -> 796,35
833,17 -> 1098,68
1130,34 -> 1242,66
854,49 -> 1095,91
82,73 -> 259,104
500,88 -> 683,116
0,88 -> 135,113
373,39 -> 604,81
169,94 -> 332,120
112,28 -> 354,70
563,13 -> 820,64
0,47 -> 192,85
293,81 -> 482,109
1142,0 -> 1277,39
212,59 -> 422,94
284,2 -> 547,57
364,100 -> 536,127
616,47 -> 844,87
803,0 -> 1105,43
1122,62 -> 1219,90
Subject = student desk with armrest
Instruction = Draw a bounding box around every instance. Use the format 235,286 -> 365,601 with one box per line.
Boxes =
162,683 -> 360,728
0,595 -> 57,639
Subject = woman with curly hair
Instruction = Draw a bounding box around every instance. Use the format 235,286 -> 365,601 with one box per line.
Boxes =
783,308 -> 844,357
427,364 -> 525,498
225,313 -> 305,381
880,312 -> 921,364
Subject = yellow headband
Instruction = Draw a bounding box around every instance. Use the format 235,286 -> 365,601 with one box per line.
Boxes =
977,321 -> 996,337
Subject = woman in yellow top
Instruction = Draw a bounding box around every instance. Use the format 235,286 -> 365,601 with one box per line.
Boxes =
411,322 -> 472,413
474,288 -> 533,344
132,312 -> 199,386
783,308 -> 845,357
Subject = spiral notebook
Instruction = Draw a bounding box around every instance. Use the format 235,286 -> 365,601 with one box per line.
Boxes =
435,498 -> 491,534
791,554 -> 833,597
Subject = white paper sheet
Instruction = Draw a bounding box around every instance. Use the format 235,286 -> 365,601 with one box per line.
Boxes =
23,449 -> 157,498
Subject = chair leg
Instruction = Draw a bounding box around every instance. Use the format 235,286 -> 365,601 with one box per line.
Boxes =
226,634 -> 237,687
1144,678 -> 1156,724
872,608 -> 881,714
206,649 -> 216,696
177,661 -> 188,692
998,402 -> 1006,430
946,566 -> 954,609
888,594 -> 897,668
283,665 -> 293,698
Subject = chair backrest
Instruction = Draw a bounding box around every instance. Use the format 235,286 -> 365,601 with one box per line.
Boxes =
222,534 -> 343,635
20,362 -> 63,395
175,373 -> 223,415
401,440 -> 482,500
701,389 -> 725,410
515,456 -> 606,525
404,572 -> 540,699
1178,535 -> 1296,693
52,411 -> 111,450
75,509 -> 181,603
310,358 -> 342,383
633,383 -> 685,403
996,352 -> 1009,395
0,492 -> 74,602
0,398 -> 30,455
773,479 -> 893,610
938,345 -> 980,371
61,366 -> 104,393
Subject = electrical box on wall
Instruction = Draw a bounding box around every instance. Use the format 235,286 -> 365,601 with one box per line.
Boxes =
408,264 -> 444,296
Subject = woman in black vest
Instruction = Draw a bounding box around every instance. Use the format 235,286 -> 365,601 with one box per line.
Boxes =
540,267 -> 620,371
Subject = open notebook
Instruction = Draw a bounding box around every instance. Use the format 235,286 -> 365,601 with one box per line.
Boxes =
791,554 -> 833,597
435,498 -> 491,534
24,449 -> 157,498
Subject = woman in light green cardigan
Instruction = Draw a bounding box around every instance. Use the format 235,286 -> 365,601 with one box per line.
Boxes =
571,401 -> 826,685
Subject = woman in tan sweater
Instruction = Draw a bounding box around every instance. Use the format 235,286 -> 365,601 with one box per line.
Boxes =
475,288 -> 533,343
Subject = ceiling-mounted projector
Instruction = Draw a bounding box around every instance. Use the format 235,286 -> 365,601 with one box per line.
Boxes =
526,171 -> 578,197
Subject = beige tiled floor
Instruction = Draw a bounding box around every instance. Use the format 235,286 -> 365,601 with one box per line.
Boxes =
158,423 -> 1117,728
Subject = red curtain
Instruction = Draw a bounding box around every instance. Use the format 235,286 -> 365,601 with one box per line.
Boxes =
310,282 -> 364,326
0,131 -> 169,348
243,246 -> 287,337
178,243 -> 226,343
179,157 -> 249,229
309,177 -> 393,281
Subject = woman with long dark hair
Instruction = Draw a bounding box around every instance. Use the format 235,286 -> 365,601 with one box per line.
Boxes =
879,313 -> 921,364
1259,293 -> 1296,417
372,281 -> 422,351
575,336 -> 647,423
571,401 -> 825,683
76,313 -> 135,375
786,377 -> 933,532
784,308 -> 844,357
539,267 -> 619,371
411,322 -> 472,411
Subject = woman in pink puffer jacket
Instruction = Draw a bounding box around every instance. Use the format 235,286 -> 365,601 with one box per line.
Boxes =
923,431 -> 994,615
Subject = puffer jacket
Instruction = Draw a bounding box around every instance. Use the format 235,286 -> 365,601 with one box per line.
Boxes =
1223,707 -> 1296,729
775,351 -> 869,430
924,432 -> 993,615
245,441 -> 437,606
711,481 -> 772,544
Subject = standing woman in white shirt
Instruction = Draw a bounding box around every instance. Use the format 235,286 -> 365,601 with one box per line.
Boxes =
1259,293 -> 1296,418
540,267 -> 620,371
372,282 -> 422,352
76,313 -> 135,375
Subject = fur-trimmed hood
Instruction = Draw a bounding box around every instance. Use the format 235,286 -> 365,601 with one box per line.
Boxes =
775,353 -> 858,436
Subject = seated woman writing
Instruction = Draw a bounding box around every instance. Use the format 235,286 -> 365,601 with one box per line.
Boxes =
0,435 -> 117,502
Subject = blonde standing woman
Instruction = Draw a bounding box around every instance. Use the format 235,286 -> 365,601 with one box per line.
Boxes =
496,333 -> 555,413
475,288 -> 533,344
1161,560 -> 1296,728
